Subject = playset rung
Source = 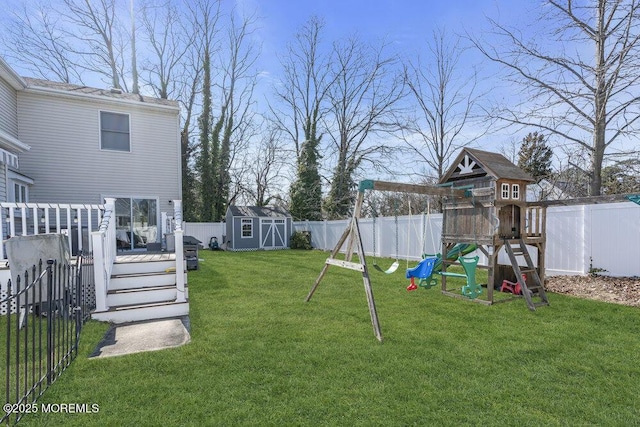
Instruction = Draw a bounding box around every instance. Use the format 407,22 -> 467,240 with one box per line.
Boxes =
503,238 -> 549,311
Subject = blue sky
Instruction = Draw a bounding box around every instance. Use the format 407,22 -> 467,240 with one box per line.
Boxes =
239,0 -> 540,158
0,0 -> 558,177
244,0 -> 529,78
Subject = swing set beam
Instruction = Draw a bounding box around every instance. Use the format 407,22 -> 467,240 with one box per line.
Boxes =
358,179 -> 469,197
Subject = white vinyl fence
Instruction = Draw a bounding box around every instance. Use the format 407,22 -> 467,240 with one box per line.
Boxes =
183,222 -> 226,248
186,201 -> 640,277
293,201 -> 640,277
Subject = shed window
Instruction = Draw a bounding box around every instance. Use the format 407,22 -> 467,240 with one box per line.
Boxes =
241,218 -> 253,238
501,183 -> 510,199
100,111 -> 130,152
512,184 -> 520,200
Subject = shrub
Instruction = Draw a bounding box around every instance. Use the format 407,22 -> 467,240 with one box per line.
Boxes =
290,231 -> 312,250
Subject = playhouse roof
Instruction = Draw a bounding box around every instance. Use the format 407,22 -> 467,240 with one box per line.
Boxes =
439,147 -> 535,184
227,206 -> 291,218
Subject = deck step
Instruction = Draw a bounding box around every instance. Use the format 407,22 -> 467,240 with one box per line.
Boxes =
92,300 -> 189,324
107,285 -> 188,307
112,259 -> 177,276
110,271 -> 187,291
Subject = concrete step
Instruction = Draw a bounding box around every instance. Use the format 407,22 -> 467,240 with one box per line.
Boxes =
92,301 -> 189,324
106,285 -> 188,307
110,271 -> 187,291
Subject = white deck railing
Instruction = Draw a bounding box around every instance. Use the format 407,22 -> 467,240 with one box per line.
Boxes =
173,200 -> 186,303
0,202 -> 105,259
91,198 -> 116,312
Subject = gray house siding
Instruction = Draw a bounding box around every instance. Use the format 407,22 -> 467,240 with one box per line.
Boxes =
0,77 -> 18,137
0,75 -> 20,203
17,89 -> 180,215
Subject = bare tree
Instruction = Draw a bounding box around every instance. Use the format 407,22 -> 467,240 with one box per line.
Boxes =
270,16 -> 332,220
211,10 -> 259,221
176,28 -> 204,221
139,0 -> 195,99
404,28 -> 484,182
472,0 -> 640,196
270,16 -> 333,158
324,36 -> 406,219
241,124 -> 288,206
192,0 -> 221,222
61,0 -> 129,90
5,2 -> 82,83
130,0 -> 139,94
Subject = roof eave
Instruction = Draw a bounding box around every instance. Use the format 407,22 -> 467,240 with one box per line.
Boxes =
0,129 -> 31,153
22,84 -> 180,113
0,58 -> 27,90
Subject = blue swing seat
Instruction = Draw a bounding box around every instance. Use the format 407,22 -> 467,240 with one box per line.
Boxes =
406,256 -> 437,279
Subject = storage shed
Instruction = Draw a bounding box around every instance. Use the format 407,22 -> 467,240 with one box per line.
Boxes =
225,206 -> 293,251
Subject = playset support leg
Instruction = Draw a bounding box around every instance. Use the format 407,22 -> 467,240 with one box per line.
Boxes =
306,193 -> 383,342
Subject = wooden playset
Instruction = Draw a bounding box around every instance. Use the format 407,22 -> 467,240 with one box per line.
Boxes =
437,148 -> 548,309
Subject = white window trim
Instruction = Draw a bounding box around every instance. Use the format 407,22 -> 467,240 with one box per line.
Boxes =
512,184 -> 520,200
241,218 -> 253,238
7,170 -> 33,204
99,110 -> 131,153
12,182 -> 27,203
501,183 -> 510,199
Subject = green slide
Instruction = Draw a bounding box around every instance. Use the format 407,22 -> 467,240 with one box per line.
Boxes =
429,243 -> 478,273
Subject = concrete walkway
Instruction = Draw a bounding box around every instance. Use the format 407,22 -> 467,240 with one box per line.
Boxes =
90,317 -> 191,359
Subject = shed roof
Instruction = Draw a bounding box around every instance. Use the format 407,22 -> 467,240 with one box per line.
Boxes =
440,147 -> 534,184
227,206 -> 291,218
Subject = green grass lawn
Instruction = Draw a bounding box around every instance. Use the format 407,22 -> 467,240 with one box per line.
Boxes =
18,249 -> 640,426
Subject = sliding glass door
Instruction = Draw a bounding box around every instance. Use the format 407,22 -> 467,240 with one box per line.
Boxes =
114,198 -> 158,250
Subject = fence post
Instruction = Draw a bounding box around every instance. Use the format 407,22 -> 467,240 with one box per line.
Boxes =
324,220 -> 328,251
173,200 -> 186,303
92,232 -> 107,312
46,259 -> 54,385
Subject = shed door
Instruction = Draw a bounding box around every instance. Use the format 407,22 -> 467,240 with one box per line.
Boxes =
261,219 -> 286,249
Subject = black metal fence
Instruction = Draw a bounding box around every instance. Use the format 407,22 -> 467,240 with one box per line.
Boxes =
1,253 -> 95,425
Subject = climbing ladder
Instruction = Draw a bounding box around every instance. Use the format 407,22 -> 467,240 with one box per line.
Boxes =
503,238 -> 549,310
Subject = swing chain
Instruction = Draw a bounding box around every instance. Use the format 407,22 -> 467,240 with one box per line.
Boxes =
372,214 -> 377,262
395,213 -> 399,260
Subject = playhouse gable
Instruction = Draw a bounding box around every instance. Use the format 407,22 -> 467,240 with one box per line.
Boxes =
439,148 -> 534,185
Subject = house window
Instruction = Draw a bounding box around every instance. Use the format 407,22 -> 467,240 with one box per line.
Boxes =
512,184 -> 520,200
241,218 -> 253,238
100,111 -> 130,152
501,183 -> 510,199
13,182 -> 27,203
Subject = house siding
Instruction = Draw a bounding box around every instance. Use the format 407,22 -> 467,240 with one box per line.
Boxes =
17,90 -> 180,214
0,77 -> 18,138
0,76 -> 18,203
